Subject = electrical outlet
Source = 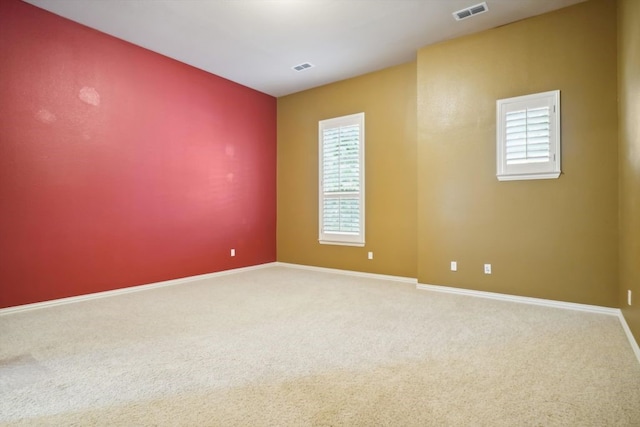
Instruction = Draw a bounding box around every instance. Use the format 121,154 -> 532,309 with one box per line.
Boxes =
629,290 -> 632,306
368,251 -> 373,260
450,261 -> 457,271
231,249 -> 235,257
484,264 -> 492,274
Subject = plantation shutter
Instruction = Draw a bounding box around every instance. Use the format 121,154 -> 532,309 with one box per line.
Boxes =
319,113 -> 365,246
496,90 -> 560,181
505,106 -> 551,165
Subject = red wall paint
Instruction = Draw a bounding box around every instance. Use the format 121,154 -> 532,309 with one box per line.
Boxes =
0,0 -> 277,308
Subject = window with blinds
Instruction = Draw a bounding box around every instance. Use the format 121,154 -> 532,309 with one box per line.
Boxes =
505,107 -> 550,164
318,113 -> 365,246
497,90 -> 561,181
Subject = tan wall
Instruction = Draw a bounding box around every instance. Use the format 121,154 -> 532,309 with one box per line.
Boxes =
416,0 -> 619,306
277,63 -> 417,278
277,0 -> 623,310
618,0 -> 640,341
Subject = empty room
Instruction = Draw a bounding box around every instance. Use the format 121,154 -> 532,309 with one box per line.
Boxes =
1,0 -> 639,425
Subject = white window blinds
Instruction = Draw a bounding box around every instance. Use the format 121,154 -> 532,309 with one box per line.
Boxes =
319,113 -> 365,246
497,90 -> 560,181
505,106 -> 551,165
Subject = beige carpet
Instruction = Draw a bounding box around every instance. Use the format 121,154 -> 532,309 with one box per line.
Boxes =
1,266 -> 639,426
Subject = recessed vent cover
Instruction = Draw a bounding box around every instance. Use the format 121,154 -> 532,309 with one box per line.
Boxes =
292,62 -> 315,72
453,2 -> 488,21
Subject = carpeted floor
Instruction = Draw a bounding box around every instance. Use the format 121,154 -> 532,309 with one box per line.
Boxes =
1,266 -> 639,426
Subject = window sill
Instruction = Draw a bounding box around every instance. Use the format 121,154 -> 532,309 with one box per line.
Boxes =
497,171 -> 561,181
319,240 -> 365,247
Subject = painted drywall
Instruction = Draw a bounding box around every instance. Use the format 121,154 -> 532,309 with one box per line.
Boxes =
618,0 -> 640,342
277,63 -> 417,278
0,0 -> 276,308
416,0 -> 618,306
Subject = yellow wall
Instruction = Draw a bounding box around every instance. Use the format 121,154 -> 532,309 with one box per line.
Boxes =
277,0 -> 625,311
618,0 -> 640,341
277,62 -> 417,278
416,0 -> 618,306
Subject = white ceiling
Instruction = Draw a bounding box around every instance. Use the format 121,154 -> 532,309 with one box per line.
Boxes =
23,0 -> 585,97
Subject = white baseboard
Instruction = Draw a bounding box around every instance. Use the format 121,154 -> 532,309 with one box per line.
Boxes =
418,282 -> 639,365
0,262 -> 277,316
618,311 -> 640,365
273,262 -> 417,284
273,264 -> 639,364
3,261 -> 638,365
417,283 -> 619,315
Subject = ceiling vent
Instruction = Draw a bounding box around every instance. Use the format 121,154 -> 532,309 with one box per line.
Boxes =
453,2 -> 488,21
292,62 -> 315,72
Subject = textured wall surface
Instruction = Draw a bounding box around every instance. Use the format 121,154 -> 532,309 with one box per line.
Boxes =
0,0 -> 276,308
277,63 -> 417,278
416,0 -> 619,306
618,0 -> 640,342
1,0 -> 631,324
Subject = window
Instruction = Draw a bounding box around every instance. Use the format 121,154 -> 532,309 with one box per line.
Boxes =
496,90 -> 561,181
318,112 -> 365,246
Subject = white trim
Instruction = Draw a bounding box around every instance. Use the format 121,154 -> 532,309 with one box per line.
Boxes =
318,112 -> 365,246
274,262 -> 417,284
418,283 -> 639,365
319,240 -> 365,247
417,283 -> 618,315
618,311 -> 640,364
497,171 -> 561,181
273,264 -> 634,368
0,262 -> 277,316
496,90 -> 561,181
3,261 -> 637,365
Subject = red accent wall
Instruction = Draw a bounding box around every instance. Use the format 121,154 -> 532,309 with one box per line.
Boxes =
0,0 -> 277,308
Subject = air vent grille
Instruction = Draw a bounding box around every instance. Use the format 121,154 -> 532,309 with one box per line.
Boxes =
292,62 -> 315,72
453,2 -> 488,21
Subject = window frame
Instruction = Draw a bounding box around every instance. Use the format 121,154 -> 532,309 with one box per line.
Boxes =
318,112 -> 365,246
496,90 -> 561,181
